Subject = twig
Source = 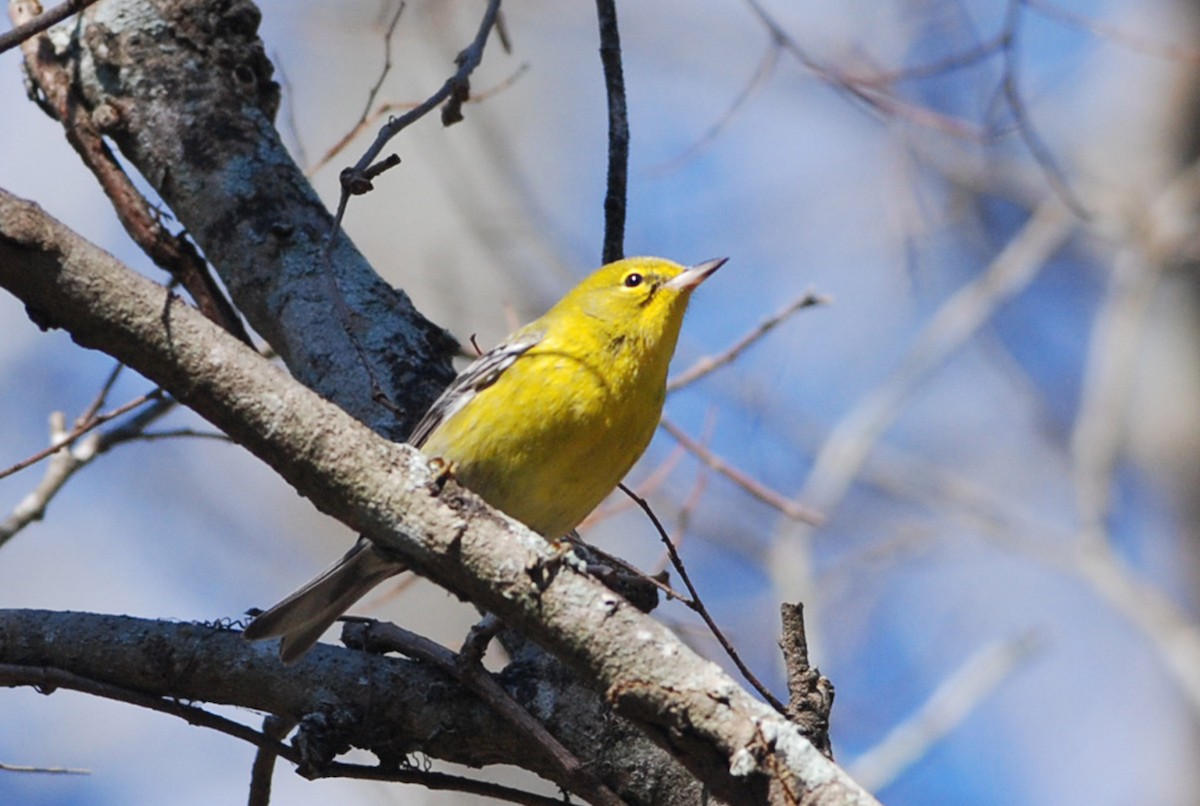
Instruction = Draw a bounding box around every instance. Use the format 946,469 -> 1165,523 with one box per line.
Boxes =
309,64 -> 529,178
1026,0 -> 1200,66
660,418 -> 824,525
77,361 -> 123,425
741,0 -> 986,141
358,3 -> 407,127
0,761 -> 89,774
649,41 -> 781,176
594,0 -> 628,263
0,0 -> 102,55
619,483 -> 787,714
247,715 -> 296,806
345,621 -> 624,806
998,0 -> 1090,219
848,633 -> 1041,792
668,290 -> 828,392
0,663 -> 564,805
0,389 -> 177,547
571,536 -> 692,604
0,663 -> 293,757
779,603 -> 834,758
1071,248 -> 1158,550
332,0 -> 502,209
0,389 -> 161,482
798,198 -> 1073,520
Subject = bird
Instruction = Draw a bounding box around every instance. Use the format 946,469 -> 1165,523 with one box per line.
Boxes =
243,256 -> 726,662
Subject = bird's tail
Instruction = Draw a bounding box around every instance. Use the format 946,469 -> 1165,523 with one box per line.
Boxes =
243,538 -> 405,663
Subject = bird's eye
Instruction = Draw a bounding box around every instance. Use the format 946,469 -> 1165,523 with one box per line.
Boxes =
624,272 -> 644,288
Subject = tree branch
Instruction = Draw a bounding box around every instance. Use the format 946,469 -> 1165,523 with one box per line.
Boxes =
0,610 -> 657,800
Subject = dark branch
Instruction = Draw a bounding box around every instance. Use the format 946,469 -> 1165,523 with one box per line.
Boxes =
595,0 -> 628,264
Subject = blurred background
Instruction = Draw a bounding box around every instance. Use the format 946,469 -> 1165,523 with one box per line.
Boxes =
4,0 -> 1200,803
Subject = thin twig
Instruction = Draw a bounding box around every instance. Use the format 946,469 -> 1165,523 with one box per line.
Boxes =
1026,0 -> 1200,66
0,664 -> 292,757
669,290 -> 828,392
741,0 -> 987,140
358,3 -> 407,126
0,663 -> 564,805
571,536 -> 692,604
309,64 -> 528,178
594,0 -> 628,263
247,715 -> 295,806
332,0 -> 502,207
77,361 -> 124,425
0,761 -> 89,774
798,199 -> 1073,520
345,621 -> 624,806
998,0 -> 1090,219
0,391 -> 180,547
1071,249 -> 1158,551
316,0 -> 502,416
660,417 -> 824,525
0,0 -> 102,55
619,483 -> 787,714
649,41 -> 781,176
0,390 -> 161,483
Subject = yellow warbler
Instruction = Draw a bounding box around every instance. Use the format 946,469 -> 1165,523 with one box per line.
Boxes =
244,256 -> 726,661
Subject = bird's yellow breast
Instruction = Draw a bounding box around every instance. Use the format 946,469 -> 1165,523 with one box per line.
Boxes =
419,341 -> 666,537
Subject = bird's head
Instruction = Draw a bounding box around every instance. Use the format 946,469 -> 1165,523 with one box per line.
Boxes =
554,256 -> 727,353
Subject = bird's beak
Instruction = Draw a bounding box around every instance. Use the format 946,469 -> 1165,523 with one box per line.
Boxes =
666,257 -> 728,291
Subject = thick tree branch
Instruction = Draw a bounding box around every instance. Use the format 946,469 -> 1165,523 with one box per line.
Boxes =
0,610 -> 667,801
0,188 -> 877,805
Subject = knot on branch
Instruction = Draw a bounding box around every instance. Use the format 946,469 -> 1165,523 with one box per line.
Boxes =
339,154 -> 402,196
293,707 -> 361,776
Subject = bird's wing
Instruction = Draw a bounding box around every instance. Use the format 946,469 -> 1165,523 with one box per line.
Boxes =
407,328 -> 543,448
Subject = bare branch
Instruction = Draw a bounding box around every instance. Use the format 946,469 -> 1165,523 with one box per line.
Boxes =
660,417 -> 824,525
799,199 -> 1074,520
0,0 -> 101,55
0,761 -> 89,775
668,290 -> 828,392
595,0 -> 628,263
